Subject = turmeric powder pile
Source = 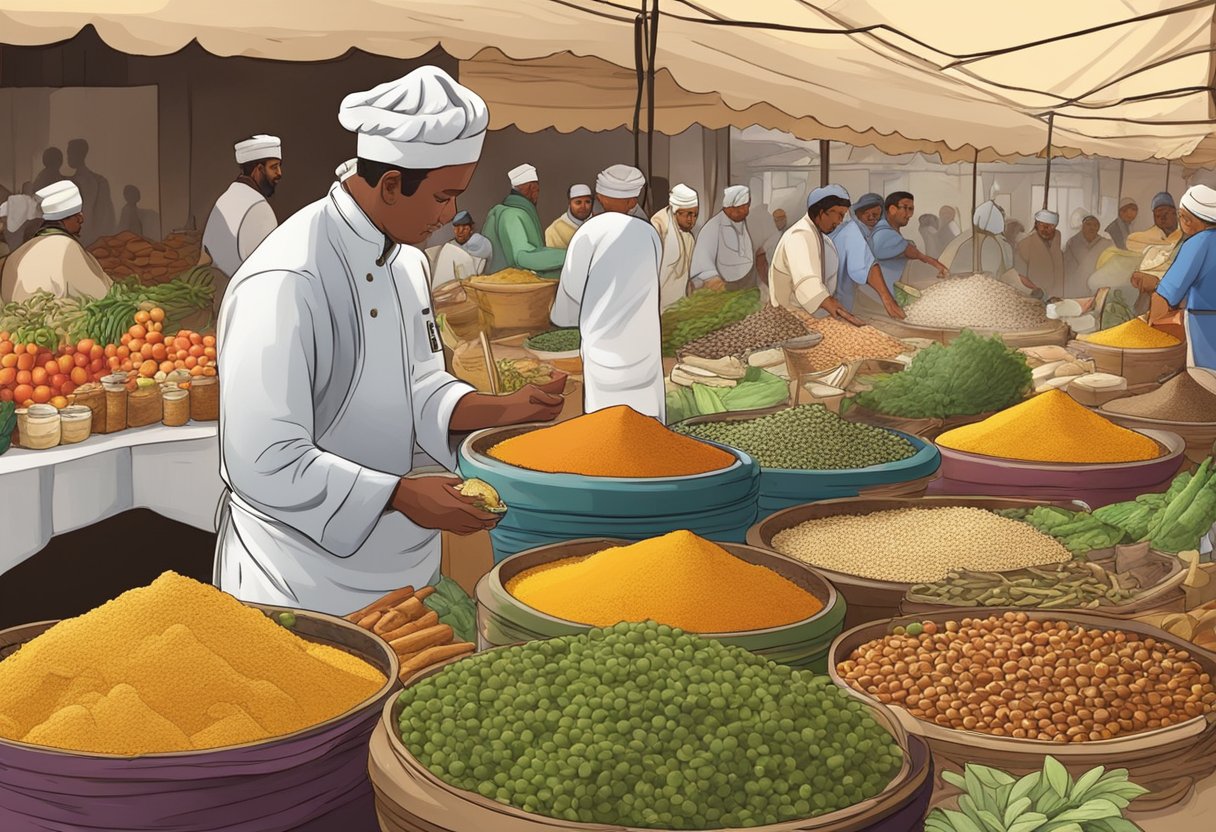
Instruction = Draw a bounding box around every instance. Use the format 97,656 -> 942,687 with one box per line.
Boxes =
507,530 -> 823,632
488,405 -> 735,477
936,389 -> 1161,464
470,268 -> 547,285
0,572 -> 385,755
1080,318 -> 1181,349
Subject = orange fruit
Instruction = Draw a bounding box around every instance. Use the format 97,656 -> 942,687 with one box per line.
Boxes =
188,345 -> 205,358
146,331 -> 164,345
12,384 -> 32,404
0,341 -> 12,356
120,360 -> 133,372
173,337 -> 191,351
56,354 -> 74,374
15,370 -> 31,386
50,374 -> 68,389
50,396 -> 68,410
203,347 -> 217,359
31,386 -> 52,404
0,388 -> 12,402
202,366 -> 217,377
189,333 -> 203,346
89,345 -> 104,361
174,360 -> 186,370
73,352 -> 88,368
0,367 -> 14,386
129,324 -> 147,340
107,357 -> 121,370
0,354 -> 16,368
16,353 -> 34,371
30,368 -> 47,386
202,335 -> 216,348
140,344 -> 154,360
76,339 -> 95,354
129,338 -> 145,353
139,359 -> 158,377
150,322 -> 163,333
121,333 -> 132,345
70,367 -> 88,385
151,344 -> 168,361
0,331 -> 8,341
184,356 -> 197,369
90,358 -> 106,373
134,311 -> 150,325
116,346 -> 130,359
197,357 -> 210,367
60,382 -> 75,396
159,360 -> 175,374
104,344 -> 118,358
25,343 -> 38,356
149,307 -> 166,323
42,360 -> 58,375
189,366 -> 204,377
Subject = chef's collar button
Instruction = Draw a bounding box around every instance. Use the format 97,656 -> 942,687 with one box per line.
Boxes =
366,273 -> 374,282
370,308 -> 379,318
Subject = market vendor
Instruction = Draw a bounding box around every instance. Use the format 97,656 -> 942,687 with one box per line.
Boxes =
1150,184 -> 1216,370
829,194 -> 905,318
870,192 -> 948,292
482,163 -> 566,278
544,184 -> 593,249
202,134 -> 283,281
335,158 -> 358,182
1064,215 -> 1112,297
215,67 -> 563,615
0,180 -> 112,303
651,183 -> 698,311
768,184 -> 864,325
690,185 -> 762,292
1014,209 -> 1066,299
941,201 -> 1015,277
552,164 -> 664,420
1106,197 -> 1138,250
430,210 -> 493,288
1126,192 -> 1180,252
852,192 -> 884,240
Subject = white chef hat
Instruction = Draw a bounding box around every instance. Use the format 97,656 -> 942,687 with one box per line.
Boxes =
1034,209 -> 1060,226
1,194 -> 38,233
340,66 -> 488,169
568,183 -> 591,199
36,180 -> 83,221
335,158 -> 358,182
1181,184 -> 1216,224
596,164 -> 646,198
234,135 -> 281,165
508,164 -> 538,187
973,200 -> 1005,235
669,183 -> 698,208
723,185 -> 750,207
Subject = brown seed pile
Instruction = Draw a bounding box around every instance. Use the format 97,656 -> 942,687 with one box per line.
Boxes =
1102,370 -> 1216,423
681,304 -> 809,360
838,612 -> 1216,743
790,314 -> 909,371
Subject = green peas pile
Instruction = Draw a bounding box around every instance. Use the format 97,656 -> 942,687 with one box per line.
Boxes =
397,621 -> 903,829
526,329 -> 581,352
674,405 -> 917,471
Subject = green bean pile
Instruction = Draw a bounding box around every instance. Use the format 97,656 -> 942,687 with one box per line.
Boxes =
397,621 -> 903,829
79,270 -> 215,346
0,292 -> 86,351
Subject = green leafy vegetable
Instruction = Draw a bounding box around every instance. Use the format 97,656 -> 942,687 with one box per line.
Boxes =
0,400 -> 16,456
660,287 -> 761,356
422,576 -> 476,644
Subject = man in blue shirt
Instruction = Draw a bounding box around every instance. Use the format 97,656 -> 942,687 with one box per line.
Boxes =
830,195 -> 905,318
1152,184 -> 1216,370
870,191 -> 948,293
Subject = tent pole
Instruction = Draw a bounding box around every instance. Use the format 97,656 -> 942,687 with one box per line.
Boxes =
1117,159 -> 1125,203
1042,112 -> 1055,210
646,0 -> 659,214
971,148 -> 980,273
819,140 -> 829,187
632,11 -> 645,169
1165,159 -> 1172,191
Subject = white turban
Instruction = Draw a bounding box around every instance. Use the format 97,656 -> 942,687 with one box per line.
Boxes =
335,158 -> 357,182
508,164 -> 538,187
973,200 -> 1005,235
36,180 -> 83,221
1034,209 -> 1060,226
723,185 -> 750,208
1,194 -> 38,233
669,184 -> 698,209
339,66 -> 488,169
596,164 -> 646,199
1181,184 -> 1216,224
234,135 -> 281,165
568,183 -> 592,199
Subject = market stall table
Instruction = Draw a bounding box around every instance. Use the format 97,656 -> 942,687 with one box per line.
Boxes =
0,423 -> 222,572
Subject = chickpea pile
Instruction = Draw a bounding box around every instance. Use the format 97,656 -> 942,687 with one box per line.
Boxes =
838,612 -> 1216,743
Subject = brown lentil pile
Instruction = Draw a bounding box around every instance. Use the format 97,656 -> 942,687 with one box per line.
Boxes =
680,305 -> 809,360
790,314 -> 909,371
838,612 -> 1216,743
1101,370 -> 1216,423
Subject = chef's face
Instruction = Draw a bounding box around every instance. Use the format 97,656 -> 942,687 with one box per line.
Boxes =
675,207 -> 699,232
569,195 -> 593,221
812,205 -> 849,235
887,198 -> 914,230
1154,205 -> 1178,234
1034,221 -> 1056,241
723,203 -> 750,223
1081,218 -> 1099,242
253,159 -> 283,197
1119,204 -> 1139,223
453,223 -> 473,245
376,161 -> 478,246
857,205 -> 883,228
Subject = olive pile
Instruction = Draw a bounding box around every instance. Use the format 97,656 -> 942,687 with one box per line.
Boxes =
398,621 -> 903,829
680,304 -> 808,359
675,404 -> 917,470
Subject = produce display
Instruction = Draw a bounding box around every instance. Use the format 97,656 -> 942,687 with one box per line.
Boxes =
1080,318 -> 1181,349
396,621 -> 904,829
525,328 -> 580,352
494,358 -> 558,394
661,287 -> 760,356
925,757 -> 1147,832
903,275 -> 1050,331
0,400 -> 14,455
1102,369 -> 1216,422
680,303 -> 809,360
470,269 -> 548,285
506,530 -> 823,632
771,507 -> 1070,583
87,230 -> 203,283
854,330 -> 1031,418
665,367 -> 789,424
791,314 -> 909,371
0,292 -> 86,352
936,390 -> 1162,464
998,505 -> 1127,554
1094,458 -> 1216,554
908,560 -> 1149,610
344,584 -> 475,682
0,572 -> 384,754
673,404 -> 916,470
838,612 -> 1216,742
487,405 -> 735,477
78,272 -> 216,347
422,577 -> 478,645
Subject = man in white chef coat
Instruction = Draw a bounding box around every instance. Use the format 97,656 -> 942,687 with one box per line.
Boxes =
544,184 -> 593,249
215,67 -> 563,615
690,185 -> 762,292
430,210 -> 493,289
650,183 -> 698,311
202,135 -> 283,279
552,164 -> 665,421
769,184 -> 864,325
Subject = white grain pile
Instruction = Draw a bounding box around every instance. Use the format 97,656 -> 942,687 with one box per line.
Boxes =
904,274 -> 1050,331
771,507 -> 1071,583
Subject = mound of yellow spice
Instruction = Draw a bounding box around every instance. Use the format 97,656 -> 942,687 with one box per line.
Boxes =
936,389 -> 1161,464
487,405 -> 735,477
1080,318 -> 1181,349
506,530 -> 823,632
0,572 -> 385,755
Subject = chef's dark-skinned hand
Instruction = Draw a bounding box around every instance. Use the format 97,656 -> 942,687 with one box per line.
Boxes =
449,386 -> 564,432
391,476 -> 501,536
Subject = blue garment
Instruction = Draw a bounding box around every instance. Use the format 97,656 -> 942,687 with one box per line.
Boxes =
1158,229 -> 1216,369
829,218 -> 876,311
869,217 -> 911,293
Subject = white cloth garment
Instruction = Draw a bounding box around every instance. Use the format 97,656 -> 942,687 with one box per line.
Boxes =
234,135 -> 281,164
768,214 -> 838,315
1,195 -> 38,233
690,210 -> 755,286
215,182 -> 473,615
431,239 -> 488,288
202,182 -> 279,278
551,213 -> 665,420
36,180 -> 82,221
651,207 -> 695,311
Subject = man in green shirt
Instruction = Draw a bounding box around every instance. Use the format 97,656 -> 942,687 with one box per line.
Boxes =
483,163 -> 566,278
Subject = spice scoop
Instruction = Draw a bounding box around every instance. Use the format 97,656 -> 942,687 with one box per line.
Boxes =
456,477 -> 507,513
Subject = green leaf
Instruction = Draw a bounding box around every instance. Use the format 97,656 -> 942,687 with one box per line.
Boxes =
1010,771 -> 1042,805
1005,796 -> 1033,825
924,812 -> 956,832
1034,789 -> 1069,819
942,770 -> 969,791
972,764 -> 1018,789
995,783 -> 1015,814
943,809 -> 985,832
1067,766 -> 1105,804
1051,799 -> 1122,824
977,809 -> 1005,832
1043,756 -> 1071,797
965,769 -> 991,807
1038,823 -> 1083,832
1007,812 -> 1050,832
1096,818 -> 1144,832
